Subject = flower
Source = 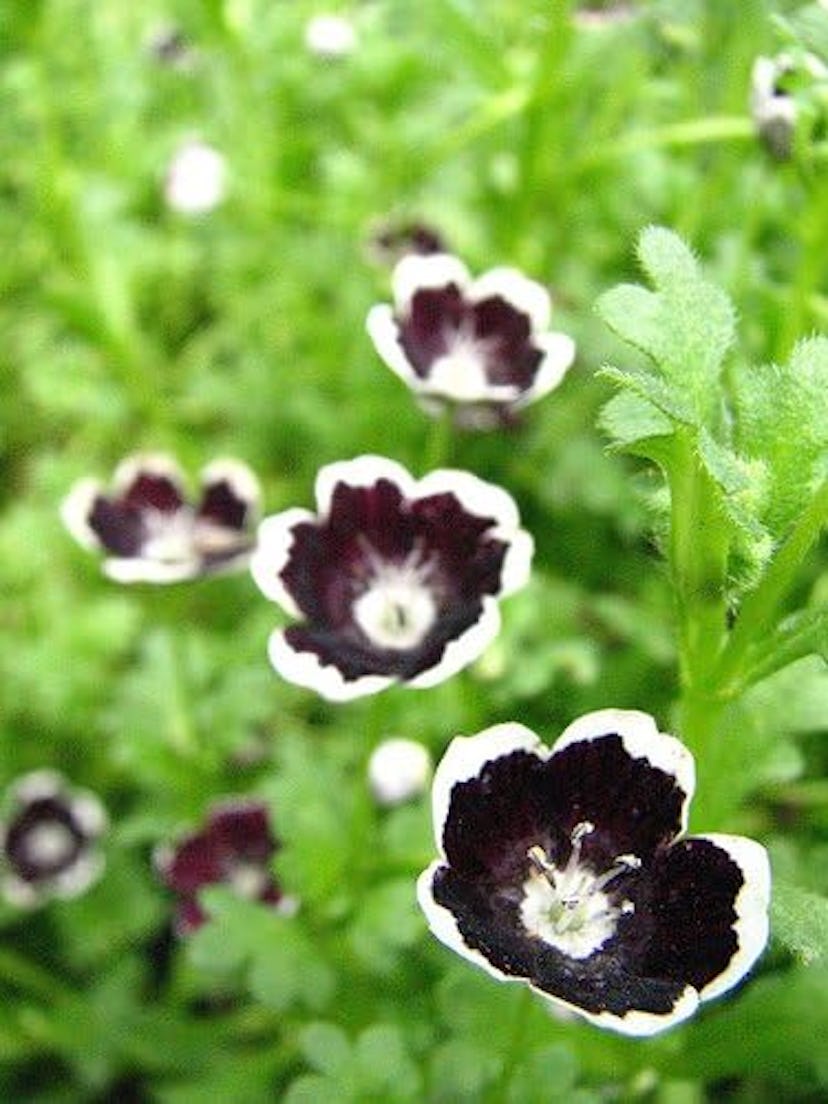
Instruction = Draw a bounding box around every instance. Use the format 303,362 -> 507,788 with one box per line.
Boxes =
366,253 -> 575,428
62,454 -> 260,584
0,771 -> 107,907
750,51 -> 828,160
367,220 -> 447,267
368,738 -> 433,806
250,456 -> 533,701
164,140 -> 226,214
304,14 -> 357,58
417,710 -> 771,1036
155,799 -> 293,935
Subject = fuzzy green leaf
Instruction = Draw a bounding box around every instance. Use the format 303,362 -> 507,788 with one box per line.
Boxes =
771,880 -> 828,964
733,337 -> 828,538
597,227 -> 736,429
598,390 -> 673,451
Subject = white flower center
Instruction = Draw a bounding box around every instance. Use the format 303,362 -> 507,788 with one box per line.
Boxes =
352,543 -> 438,651
143,509 -> 197,563
519,822 -> 639,959
428,334 -> 493,402
226,862 -> 269,900
24,822 -> 77,869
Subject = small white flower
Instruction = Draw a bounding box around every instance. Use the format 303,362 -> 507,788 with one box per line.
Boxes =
164,141 -> 227,215
304,14 -> 357,59
368,739 -> 433,806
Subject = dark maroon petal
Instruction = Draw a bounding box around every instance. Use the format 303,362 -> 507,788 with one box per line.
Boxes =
88,497 -> 146,557
432,864 -> 688,1019
398,285 -> 466,376
442,736 -> 687,887
410,492 -> 506,599
121,471 -> 184,514
161,832 -> 225,894
207,803 -> 277,865
197,479 -> 251,531
471,296 -> 543,389
631,838 -> 743,993
4,798 -> 86,882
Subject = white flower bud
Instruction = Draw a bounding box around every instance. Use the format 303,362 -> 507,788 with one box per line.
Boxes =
164,141 -> 227,215
368,738 -> 432,806
304,14 -> 357,59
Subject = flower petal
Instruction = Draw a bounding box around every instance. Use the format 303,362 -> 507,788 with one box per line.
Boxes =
365,304 -> 421,388
267,628 -> 394,702
392,252 -> 471,314
514,331 -> 576,408
314,455 -> 416,518
197,459 -> 260,530
640,834 -> 771,1004
469,267 -> 552,332
430,723 -> 543,857
250,508 -> 317,616
60,478 -> 107,551
112,453 -> 187,513
103,556 -> 201,584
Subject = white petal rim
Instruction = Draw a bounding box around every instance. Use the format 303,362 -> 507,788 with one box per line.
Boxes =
103,556 -> 201,584
692,833 -> 771,1002
468,267 -> 552,332
267,629 -> 393,702
112,452 -> 187,497
365,304 -> 421,389
200,458 -> 261,518
314,455 -> 416,518
430,722 -> 544,855
414,468 -> 520,533
392,252 -> 471,313
61,479 -> 105,551
11,770 -> 66,804
553,709 -> 695,828
514,331 -> 576,408
250,508 -> 317,616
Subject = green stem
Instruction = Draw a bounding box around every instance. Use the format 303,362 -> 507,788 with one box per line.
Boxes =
713,478 -> 828,694
666,431 -> 729,693
574,116 -> 755,173
423,410 -> 454,471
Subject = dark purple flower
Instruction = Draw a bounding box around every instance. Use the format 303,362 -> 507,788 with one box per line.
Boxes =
62,454 -> 260,583
366,254 -> 575,428
250,456 -> 533,701
155,799 -> 292,936
1,771 -> 107,907
418,710 -> 771,1036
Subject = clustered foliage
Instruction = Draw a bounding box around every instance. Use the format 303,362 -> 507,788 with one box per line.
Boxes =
0,2 -> 826,1101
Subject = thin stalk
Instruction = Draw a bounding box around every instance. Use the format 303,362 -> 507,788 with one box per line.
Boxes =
424,410 -> 454,471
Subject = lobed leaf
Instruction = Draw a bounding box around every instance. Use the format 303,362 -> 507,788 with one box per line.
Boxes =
771,881 -> 828,964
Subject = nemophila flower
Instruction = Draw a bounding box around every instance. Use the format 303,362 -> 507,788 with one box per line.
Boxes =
62,454 -> 260,584
164,140 -> 226,214
155,799 -> 294,936
0,771 -> 107,907
250,456 -> 533,701
368,738 -> 433,806
366,253 -> 575,429
145,24 -> 196,69
367,220 -> 447,267
304,13 -> 357,59
417,710 -> 771,1036
750,51 -> 828,160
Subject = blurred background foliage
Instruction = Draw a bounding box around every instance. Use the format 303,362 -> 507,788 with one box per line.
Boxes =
0,0 -> 826,1100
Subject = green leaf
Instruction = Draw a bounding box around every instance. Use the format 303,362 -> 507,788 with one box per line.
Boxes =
597,226 -> 736,429
733,337 -> 828,538
353,1024 -> 422,1100
771,880 -> 828,964
598,390 -> 673,451
298,1023 -> 351,1079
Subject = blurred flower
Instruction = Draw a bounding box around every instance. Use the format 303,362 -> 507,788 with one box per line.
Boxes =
62,454 -> 260,583
366,253 -> 575,429
304,13 -> 357,58
368,738 -> 433,806
750,50 -> 828,160
367,219 -> 447,267
145,23 -> 197,69
1,771 -> 107,907
573,2 -> 635,29
164,140 -> 226,214
251,455 -> 533,701
155,799 -> 294,935
418,710 -> 771,1036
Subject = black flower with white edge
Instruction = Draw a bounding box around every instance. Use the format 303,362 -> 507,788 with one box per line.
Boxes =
366,253 -> 575,428
417,710 -> 771,1036
155,799 -> 294,936
62,454 -> 260,583
1,771 -> 107,907
250,456 -> 533,702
